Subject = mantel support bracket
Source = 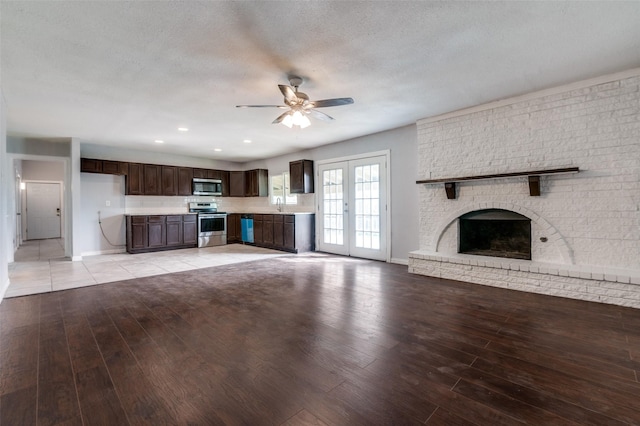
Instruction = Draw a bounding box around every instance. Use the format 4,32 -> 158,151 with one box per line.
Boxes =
445,182 -> 456,199
528,176 -> 541,196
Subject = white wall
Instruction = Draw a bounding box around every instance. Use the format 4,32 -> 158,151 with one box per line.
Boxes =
410,69 -> 640,307
0,91 -> 9,302
22,159 -> 65,181
7,137 -> 71,157
79,173 -> 127,255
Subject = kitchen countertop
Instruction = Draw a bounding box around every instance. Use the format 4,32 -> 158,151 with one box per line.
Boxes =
124,212 -> 314,216
244,212 -> 315,215
125,212 -> 198,216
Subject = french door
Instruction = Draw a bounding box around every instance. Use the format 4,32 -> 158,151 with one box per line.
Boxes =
318,154 -> 388,261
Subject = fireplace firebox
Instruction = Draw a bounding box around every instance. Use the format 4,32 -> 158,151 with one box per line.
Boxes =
458,209 -> 531,260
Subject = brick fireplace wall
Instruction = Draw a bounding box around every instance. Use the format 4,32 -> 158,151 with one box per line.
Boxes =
409,70 -> 640,307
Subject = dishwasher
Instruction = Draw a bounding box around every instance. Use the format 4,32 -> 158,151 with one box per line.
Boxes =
240,214 -> 254,243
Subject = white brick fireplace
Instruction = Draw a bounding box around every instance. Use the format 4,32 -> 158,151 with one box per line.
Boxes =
409,69 -> 640,308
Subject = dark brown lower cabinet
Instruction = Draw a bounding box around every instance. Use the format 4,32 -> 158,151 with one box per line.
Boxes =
284,215 -> 296,250
183,215 -> 198,245
165,216 -> 182,246
227,214 -> 241,243
126,214 -> 198,253
128,216 -> 147,250
247,214 -> 314,253
262,215 -> 274,245
147,216 -> 166,248
253,214 -> 264,245
273,215 -> 284,247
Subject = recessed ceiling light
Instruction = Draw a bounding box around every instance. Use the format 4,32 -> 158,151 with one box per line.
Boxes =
243,139 -> 252,144
154,140 -> 164,144
178,127 -> 189,132
214,148 -> 222,152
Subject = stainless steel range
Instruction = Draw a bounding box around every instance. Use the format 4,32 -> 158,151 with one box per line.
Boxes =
189,202 -> 227,247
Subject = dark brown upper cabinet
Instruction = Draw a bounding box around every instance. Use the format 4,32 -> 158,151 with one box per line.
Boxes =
82,157 -> 259,198
178,167 -> 193,196
161,166 -> 178,196
144,164 -> 162,195
127,163 -> 144,195
81,158 -> 128,176
192,168 -> 207,179
245,169 -> 269,197
102,160 -> 128,175
290,159 -> 314,194
219,170 -> 230,196
80,158 -> 103,173
229,171 -> 245,197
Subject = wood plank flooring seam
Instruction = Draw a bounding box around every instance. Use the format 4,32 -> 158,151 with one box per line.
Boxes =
77,310 -> 132,426
59,296 -> 85,426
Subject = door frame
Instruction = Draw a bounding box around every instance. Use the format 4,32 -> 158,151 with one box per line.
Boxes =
14,168 -> 22,250
315,150 -> 391,262
24,180 -> 64,240
8,154 -> 71,260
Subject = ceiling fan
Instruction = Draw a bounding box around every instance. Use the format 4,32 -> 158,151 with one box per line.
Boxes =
236,76 -> 354,128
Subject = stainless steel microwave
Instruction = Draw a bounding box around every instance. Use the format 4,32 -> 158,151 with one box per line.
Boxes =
192,178 -> 222,196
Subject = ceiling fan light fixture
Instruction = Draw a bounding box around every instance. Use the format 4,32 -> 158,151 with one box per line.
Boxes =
282,113 -> 294,128
291,110 -> 304,125
299,114 -> 311,128
241,76 -> 353,128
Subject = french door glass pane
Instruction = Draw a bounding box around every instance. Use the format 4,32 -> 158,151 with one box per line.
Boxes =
353,164 -> 380,250
323,168 -> 344,245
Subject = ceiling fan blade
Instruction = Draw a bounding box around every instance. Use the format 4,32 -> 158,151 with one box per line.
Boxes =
272,111 -> 291,124
307,109 -> 334,122
236,105 -> 288,108
278,85 -> 299,104
310,97 -> 354,108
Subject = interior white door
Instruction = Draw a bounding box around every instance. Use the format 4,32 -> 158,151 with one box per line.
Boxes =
26,182 -> 61,240
318,155 -> 388,261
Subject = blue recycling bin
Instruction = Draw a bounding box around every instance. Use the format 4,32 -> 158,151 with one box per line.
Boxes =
241,214 -> 254,243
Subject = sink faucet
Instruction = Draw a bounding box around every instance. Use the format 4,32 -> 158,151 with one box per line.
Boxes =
276,197 -> 282,212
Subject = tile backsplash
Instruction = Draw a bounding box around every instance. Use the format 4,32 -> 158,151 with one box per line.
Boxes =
124,194 -> 315,215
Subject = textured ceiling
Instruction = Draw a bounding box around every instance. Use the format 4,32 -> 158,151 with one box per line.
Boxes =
2,1 -> 640,162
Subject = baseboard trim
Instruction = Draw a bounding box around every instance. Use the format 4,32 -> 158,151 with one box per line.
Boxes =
80,248 -> 126,257
391,257 -> 409,266
0,278 -> 10,304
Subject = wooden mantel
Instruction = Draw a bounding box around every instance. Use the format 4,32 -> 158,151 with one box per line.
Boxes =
416,167 -> 580,199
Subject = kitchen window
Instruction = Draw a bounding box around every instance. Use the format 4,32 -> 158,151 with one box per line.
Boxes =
271,172 -> 297,205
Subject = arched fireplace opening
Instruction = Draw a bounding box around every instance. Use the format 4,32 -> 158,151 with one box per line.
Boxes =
458,209 -> 531,260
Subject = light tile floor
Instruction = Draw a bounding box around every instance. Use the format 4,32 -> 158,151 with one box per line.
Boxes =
6,239 -> 289,298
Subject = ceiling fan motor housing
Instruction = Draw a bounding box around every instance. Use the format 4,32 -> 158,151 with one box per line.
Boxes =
288,76 -> 303,87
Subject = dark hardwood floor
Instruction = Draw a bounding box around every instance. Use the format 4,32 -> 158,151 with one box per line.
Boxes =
1,253 -> 640,425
